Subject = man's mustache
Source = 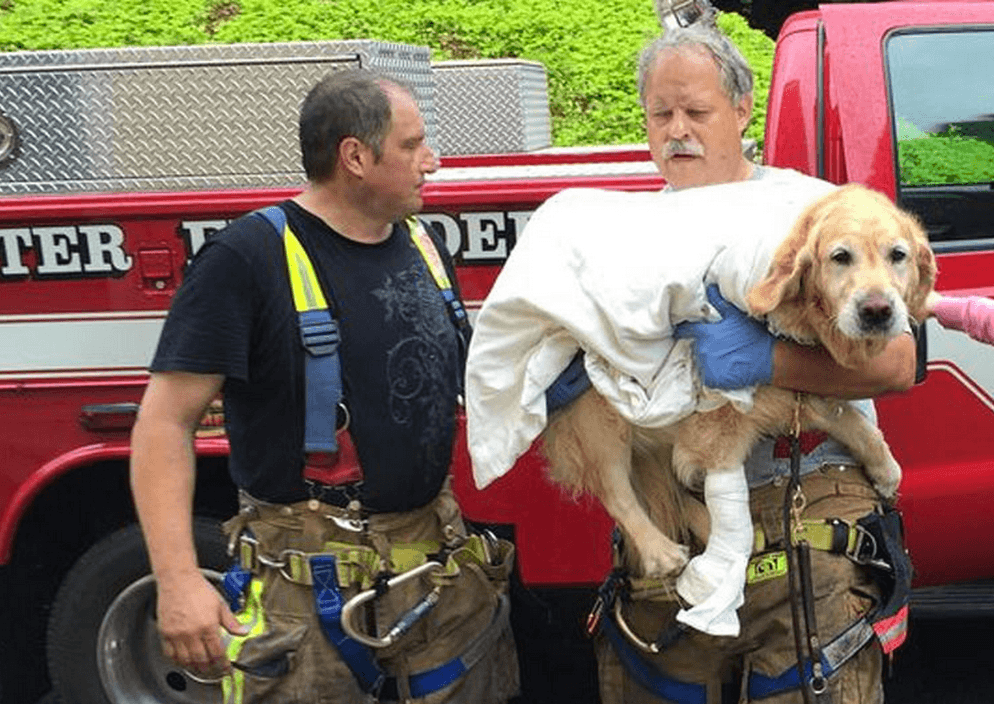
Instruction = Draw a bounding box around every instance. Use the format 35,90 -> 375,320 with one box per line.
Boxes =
662,139 -> 705,159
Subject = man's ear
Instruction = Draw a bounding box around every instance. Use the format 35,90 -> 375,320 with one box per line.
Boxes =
339,136 -> 369,178
736,93 -> 753,136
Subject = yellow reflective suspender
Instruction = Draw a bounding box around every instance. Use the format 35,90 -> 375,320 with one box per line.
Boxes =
408,216 -> 453,290
284,225 -> 329,313
255,205 -> 342,459
253,206 -> 469,467
406,216 -> 471,341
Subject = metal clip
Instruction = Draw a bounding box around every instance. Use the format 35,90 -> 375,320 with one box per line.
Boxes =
256,550 -> 287,570
613,599 -> 661,654
329,514 -> 365,533
340,561 -> 445,648
848,524 -> 892,571
790,485 -> 807,543
277,549 -> 308,583
480,529 -> 502,566
586,596 -> 605,637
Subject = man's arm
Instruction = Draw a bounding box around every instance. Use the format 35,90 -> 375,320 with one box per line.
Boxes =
130,370 -> 244,673
674,285 -> 917,398
771,333 -> 916,399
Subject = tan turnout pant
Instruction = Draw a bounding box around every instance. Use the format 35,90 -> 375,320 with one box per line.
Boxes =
221,482 -> 520,703
598,464 -> 887,704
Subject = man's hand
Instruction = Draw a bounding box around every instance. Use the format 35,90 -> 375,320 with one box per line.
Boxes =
674,284 -> 775,389
157,570 -> 246,675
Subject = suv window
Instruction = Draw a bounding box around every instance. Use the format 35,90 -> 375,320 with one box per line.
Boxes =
886,29 -> 994,245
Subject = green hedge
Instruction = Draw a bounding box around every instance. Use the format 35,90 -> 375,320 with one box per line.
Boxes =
899,129 -> 994,186
0,0 -> 774,148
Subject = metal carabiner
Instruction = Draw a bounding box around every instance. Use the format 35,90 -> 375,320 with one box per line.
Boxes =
613,599 -> 660,654
340,561 -> 445,648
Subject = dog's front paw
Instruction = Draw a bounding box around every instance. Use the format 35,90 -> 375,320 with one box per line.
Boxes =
639,542 -> 690,578
866,456 -> 902,499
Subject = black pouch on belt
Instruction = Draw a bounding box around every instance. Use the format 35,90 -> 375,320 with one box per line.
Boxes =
855,506 -> 914,653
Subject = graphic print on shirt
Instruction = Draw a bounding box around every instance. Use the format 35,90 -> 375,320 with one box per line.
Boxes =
372,260 -> 455,461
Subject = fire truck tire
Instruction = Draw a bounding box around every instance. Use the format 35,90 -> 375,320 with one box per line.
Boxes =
46,518 -> 231,704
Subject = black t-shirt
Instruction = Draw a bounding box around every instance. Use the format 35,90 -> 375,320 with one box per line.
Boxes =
151,201 -> 465,511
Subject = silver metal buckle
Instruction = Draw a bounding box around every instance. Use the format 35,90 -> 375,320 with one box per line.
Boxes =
329,514 -> 365,532
848,524 -> 891,571
277,549 -> 308,582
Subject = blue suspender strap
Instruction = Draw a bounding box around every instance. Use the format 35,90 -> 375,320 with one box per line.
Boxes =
310,554 -> 387,695
601,612 -> 707,704
254,205 -> 342,455
297,308 -> 341,454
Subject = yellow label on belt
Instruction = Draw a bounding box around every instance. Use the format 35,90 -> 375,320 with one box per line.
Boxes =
747,551 -> 788,584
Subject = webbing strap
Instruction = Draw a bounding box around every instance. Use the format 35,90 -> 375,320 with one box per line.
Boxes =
240,533 -> 490,590
255,205 -> 342,455
255,208 -> 468,461
602,612 -> 707,704
402,593 -> 511,699
749,656 -> 831,700
753,518 -> 858,555
310,553 -> 502,699
748,615 -> 876,698
311,554 -> 387,695
406,217 -> 472,375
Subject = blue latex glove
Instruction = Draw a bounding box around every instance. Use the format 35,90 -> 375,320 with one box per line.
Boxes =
546,350 -> 592,415
673,284 -> 775,389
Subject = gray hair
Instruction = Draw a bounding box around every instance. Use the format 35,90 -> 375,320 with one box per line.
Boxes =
298,69 -> 413,182
637,24 -> 754,108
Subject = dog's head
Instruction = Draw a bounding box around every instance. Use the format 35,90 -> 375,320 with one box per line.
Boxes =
746,184 -> 936,368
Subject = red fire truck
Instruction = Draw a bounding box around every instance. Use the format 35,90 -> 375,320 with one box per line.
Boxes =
1,2 -> 993,702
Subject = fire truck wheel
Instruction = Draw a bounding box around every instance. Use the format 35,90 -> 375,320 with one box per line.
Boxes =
46,518 -> 231,704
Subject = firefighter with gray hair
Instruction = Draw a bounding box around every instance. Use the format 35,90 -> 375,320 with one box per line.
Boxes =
130,68 -> 519,703
545,5 -> 915,703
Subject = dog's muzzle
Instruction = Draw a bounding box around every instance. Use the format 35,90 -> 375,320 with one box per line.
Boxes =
856,292 -> 900,334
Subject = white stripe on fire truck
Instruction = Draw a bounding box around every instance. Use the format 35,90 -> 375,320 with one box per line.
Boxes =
926,319 -> 994,409
0,314 -> 164,377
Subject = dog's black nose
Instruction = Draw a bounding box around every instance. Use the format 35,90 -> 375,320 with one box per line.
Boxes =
859,298 -> 894,330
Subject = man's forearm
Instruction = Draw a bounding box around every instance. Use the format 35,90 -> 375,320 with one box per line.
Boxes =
130,414 -> 200,580
771,332 -> 916,399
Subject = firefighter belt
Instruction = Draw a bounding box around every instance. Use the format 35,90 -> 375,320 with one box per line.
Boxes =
218,483 -> 520,703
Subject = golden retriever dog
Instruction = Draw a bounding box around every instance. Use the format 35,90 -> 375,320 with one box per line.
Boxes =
542,184 -> 936,580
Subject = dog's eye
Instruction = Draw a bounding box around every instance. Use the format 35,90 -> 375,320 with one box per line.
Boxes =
830,249 -> 852,265
889,248 -> 908,264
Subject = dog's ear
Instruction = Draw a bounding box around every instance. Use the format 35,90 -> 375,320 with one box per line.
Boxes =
747,207 -> 818,316
901,208 -> 937,323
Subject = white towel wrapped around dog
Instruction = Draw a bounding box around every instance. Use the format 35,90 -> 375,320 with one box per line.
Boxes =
466,167 -> 838,489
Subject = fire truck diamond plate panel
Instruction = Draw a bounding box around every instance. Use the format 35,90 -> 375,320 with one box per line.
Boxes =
0,41 -> 434,194
433,59 -> 551,155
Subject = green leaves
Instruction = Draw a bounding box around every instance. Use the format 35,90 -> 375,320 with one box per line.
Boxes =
0,0 -> 775,148
898,128 -> 994,186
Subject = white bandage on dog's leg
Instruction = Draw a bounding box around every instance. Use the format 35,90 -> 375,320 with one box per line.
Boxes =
675,466 -> 753,637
